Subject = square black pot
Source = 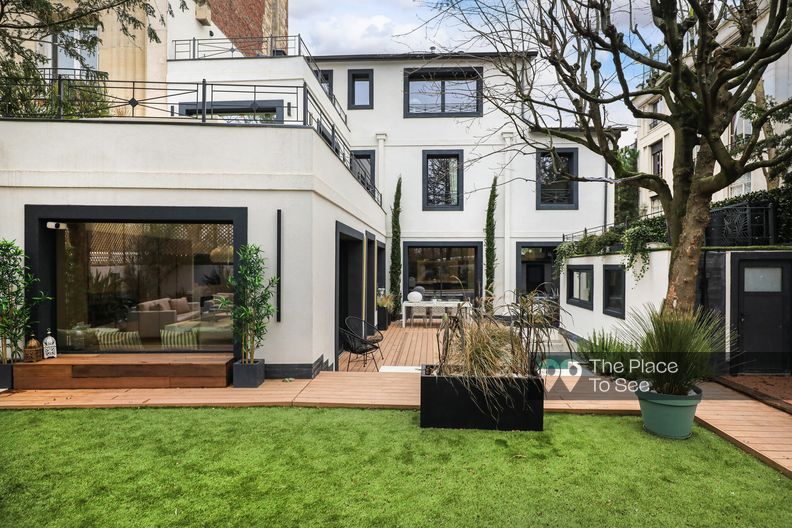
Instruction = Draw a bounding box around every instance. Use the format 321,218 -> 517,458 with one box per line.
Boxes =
376,307 -> 391,331
0,363 -> 12,390
233,360 -> 266,388
420,365 -> 544,431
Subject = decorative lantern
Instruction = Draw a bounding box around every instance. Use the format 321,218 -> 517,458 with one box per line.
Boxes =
23,336 -> 43,363
43,329 -> 57,359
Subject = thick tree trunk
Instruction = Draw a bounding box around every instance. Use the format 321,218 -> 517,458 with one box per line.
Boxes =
664,192 -> 711,313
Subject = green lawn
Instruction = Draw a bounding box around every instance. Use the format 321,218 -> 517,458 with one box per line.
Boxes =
0,408 -> 790,528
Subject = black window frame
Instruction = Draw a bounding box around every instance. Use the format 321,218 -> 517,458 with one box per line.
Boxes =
351,149 -> 376,188
422,149 -> 464,211
536,148 -> 579,210
348,69 -> 374,110
402,241 -> 483,301
566,264 -> 594,310
404,67 -> 484,118
602,265 -> 626,319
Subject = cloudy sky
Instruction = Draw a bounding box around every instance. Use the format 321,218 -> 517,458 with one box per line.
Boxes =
290,0 -> 442,55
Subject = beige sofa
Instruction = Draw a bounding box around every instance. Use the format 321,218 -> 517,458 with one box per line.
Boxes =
128,297 -> 200,340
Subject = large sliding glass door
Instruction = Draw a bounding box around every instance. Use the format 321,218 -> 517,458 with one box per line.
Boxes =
55,222 -> 235,352
404,243 -> 481,301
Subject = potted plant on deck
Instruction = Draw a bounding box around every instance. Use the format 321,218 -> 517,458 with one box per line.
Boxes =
0,240 -> 49,389
375,291 -> 394,331
579,306 -> 724,439
421,292 -> 560,431
223,244 -> 278,388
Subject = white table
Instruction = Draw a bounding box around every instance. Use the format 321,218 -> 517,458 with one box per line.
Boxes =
401,300 -> 468,327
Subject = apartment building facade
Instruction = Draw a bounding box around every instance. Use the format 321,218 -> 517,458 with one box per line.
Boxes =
634,6 -> 791,214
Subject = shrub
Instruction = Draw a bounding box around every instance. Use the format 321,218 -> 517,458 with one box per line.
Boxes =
624,306 -> 724,395
577,331 -> 635,377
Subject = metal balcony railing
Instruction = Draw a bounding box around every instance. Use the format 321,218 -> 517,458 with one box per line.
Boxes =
171,34 -> 347,125
0,75 -> 381,206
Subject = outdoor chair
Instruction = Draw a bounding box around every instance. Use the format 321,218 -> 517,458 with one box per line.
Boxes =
345,316 -> 384,359
409,305 -> 428,327
429,305 -> 447,326
339,328 -> 380,371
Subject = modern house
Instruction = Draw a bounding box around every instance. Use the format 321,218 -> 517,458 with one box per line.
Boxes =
0,2 -> 614,387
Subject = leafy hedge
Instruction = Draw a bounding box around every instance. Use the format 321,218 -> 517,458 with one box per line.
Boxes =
556,185 -> 791,279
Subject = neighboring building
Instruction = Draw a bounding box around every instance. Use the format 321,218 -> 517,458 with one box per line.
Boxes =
1,14 -> 613,381
634,6 -> 790,214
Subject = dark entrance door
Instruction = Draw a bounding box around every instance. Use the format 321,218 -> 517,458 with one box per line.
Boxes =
335,224 -> 364,368
736,259 -> 792,373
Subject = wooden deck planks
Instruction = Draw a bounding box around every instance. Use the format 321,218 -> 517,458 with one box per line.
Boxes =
338,323 -> 439,372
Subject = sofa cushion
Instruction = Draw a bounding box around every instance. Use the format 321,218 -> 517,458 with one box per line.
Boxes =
170,297 -> 190,315
139,298 -> 171,312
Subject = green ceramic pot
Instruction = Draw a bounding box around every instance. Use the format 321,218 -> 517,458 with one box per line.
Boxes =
636,385 -> 703,439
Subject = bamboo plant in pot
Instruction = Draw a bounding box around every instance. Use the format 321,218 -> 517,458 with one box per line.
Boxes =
222,244 -> 278,388
0,240 -> 49,389
580,306 -> 723,439
421,291 -> 562,431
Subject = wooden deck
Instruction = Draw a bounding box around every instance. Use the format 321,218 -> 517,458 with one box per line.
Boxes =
338,324 -> 439,372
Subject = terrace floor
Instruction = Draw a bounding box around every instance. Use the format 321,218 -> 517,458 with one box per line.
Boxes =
0,325 -> 790,479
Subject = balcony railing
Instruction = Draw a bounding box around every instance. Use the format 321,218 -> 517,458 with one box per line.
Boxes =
0,76 -> 380,206
171,34 -> 347,126
706,203 -> 775,246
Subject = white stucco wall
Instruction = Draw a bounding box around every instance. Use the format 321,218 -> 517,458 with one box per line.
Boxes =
559,251 -> 671,340
0,120 -> 386,369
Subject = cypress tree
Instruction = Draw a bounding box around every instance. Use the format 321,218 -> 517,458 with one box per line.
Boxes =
389,177 -> 402,316
485,176 -> 497,312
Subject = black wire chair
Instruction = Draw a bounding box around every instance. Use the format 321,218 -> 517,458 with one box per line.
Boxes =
339,327 -> 380,371
344,316 -> 384,359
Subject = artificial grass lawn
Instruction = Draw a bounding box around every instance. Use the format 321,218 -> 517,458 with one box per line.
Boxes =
1,408 -> 790,528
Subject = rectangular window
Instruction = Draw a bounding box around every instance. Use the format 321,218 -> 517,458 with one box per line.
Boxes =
651,140 -> 663,176
404,67 -> 482,117
348,69 -> 373,109
405,244 -> 480,300
55,222 -> 235,352
648,100 -> 660,129
351,150 -> 375,189
423,150 -> 464,210
603,265 -> 626,318
649,195 -> 663,215
727,174 -> 752,198
566,265 -> 594,310
53,28 -> 99,72
537,148 -> 578,209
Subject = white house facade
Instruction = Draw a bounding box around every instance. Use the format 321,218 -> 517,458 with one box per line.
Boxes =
1,18 -> 614,379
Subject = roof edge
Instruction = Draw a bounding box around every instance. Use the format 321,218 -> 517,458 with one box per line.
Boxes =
314,51 -> 537,62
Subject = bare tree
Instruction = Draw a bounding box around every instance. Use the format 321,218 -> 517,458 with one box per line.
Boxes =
428,0 -> 792,313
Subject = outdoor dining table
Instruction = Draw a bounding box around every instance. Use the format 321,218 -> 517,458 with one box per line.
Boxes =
401,300 -> 469,327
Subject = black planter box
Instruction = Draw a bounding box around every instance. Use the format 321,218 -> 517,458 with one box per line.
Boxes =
233,359 -> 266,388
376,307 -> 391,331
0,363 -> 12,390
420,365 -> 544,431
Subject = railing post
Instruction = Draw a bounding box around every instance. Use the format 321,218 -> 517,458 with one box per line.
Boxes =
192,37 -> 197,60
201,79 -> 207,123
302,82 -> 309,126
331,124 -> 336,152
297,35 -> 302,56
56,75 -> 64,119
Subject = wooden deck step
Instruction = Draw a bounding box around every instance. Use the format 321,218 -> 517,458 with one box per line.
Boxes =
12,354 -> 234,389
